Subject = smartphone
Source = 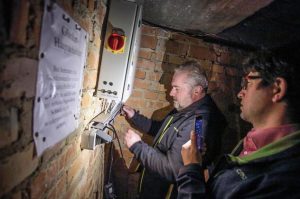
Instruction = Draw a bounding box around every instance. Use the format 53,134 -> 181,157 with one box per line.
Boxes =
194,115 -> 203,151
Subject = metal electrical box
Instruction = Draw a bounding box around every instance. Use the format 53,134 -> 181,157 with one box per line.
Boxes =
96,0 -> 142,103
81,0 -> 142,150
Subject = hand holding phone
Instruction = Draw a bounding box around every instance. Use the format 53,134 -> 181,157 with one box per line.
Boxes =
194,115 -> 204,151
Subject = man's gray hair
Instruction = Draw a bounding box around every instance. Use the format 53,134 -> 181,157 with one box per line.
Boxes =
175,60 -> 208,91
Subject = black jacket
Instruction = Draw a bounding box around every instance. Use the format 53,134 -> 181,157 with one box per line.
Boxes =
177,130 -> 300,199
129,95 -> 227,199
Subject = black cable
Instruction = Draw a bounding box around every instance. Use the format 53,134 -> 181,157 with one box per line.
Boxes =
106,124 -> 124,160
107,128 -> 115,183
84,109 -> 105,130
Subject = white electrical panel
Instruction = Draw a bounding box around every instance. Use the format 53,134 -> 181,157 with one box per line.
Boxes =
96,0 -> 142,103
81,0 -> 142,150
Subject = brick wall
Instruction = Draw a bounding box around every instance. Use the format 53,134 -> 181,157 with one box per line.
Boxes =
0,0 -> 107,198
0,1 -> 251,198
112,25 -> 250,198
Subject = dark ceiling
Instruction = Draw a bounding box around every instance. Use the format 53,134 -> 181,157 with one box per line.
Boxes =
140,0 -> 300,50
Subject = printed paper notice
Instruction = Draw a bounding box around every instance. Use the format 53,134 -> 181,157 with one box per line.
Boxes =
33,0 -> 88,156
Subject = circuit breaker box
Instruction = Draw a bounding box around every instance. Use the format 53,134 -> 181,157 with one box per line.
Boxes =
81,0 -> 142,150
96,0 -> 142,103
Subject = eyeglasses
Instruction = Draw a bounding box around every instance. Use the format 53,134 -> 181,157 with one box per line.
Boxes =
241,75 -> 262,90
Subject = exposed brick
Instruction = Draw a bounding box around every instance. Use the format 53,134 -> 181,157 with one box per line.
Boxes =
58,150 -> 67,173
32,3 -> 42,48
47,186 -> 56,199
147,72 -> 162,82
20,100 -> 33,143
217,51 -> 231,65
0,58 -> 38,100
208,81 -> 218,92
140,35 -> 157,49
83,70 -> 98,89
41,139 -> 65,165
137,58 -> 155,70
162,62 -> 177,73
198,59 -> 213,71
55,173 -> 67,197
168,55 -> 185,65
65,141 -> 79,166
135,69 -> 146,79
9,0 -> 29,45
138,48 -> 153,59
81,92 -> 93,108
157,73 -> 172,88
189,37 -> 206,46
88,0 -> 95,12
126,98 -> 147,109
154,61 -> 163,72
131,90 -> 143,98
0,1 -> 107,199
141,25 -> 156,36
158,93 -> 167,101
11,190 -> 22,199
0,143 -> 38,196
226,67 -> 238,76
67,155 -> 84,187
141,110 -> 154,118
133,79 -> 151,90
87,50 -> 100,69
30,170 -> 47,199
0,107 -> 19,148
170,33 -> 190,43
144,91 -> 159,100
60,1 -> 73,16
188,45 -> 216,61
212,64 -> 224,74
98,2 -> 107,25
165,40 -> 189,56
156,38 -> 167,52
152,52 -> 165,62
46,161 -> 59,184
79,18 -> 92,35
94,30 -> 102,49
156,28 -> 170,38
210,72 -> 225,82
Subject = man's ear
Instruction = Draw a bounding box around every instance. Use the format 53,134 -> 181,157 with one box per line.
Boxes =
193,85 -> 203,96
272,77 -> 287,102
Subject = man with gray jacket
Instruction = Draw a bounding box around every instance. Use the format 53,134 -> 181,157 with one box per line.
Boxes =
123,61 -> 227,199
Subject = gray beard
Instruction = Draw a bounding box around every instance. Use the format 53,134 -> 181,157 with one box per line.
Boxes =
173,101 -> 183,111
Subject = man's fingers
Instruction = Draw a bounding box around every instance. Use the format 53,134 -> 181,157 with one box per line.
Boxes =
190,130 -> 197,146
182,140 -> 191,149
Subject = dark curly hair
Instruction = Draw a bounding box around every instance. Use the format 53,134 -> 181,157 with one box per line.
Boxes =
242,47 -> 300,122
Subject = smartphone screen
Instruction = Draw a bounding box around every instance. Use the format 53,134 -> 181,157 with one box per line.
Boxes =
194,115 -> 203,151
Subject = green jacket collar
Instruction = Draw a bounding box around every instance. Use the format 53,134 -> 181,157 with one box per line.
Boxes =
229,130 -> 300,164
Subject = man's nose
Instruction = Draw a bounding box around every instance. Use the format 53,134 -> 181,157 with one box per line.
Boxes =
237,89 -> 244,99
169,88 -> 174,96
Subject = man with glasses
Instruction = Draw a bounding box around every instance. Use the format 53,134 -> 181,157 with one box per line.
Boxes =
177,49 -> 300,198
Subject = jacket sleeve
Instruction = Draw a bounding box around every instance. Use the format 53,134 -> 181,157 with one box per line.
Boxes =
177,164 -> 207,199
130,111 -> 164,136
129,121 -> 192,182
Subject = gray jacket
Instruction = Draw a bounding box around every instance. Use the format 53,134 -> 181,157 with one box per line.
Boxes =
130,95 -> 227,199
